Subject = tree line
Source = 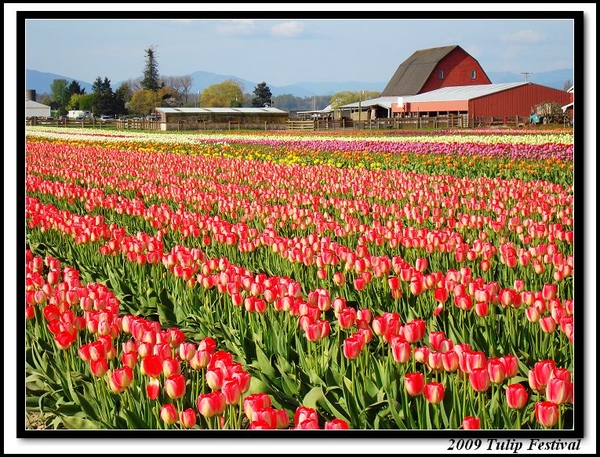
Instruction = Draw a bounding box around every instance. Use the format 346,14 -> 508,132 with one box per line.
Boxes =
37,46 -> 382,118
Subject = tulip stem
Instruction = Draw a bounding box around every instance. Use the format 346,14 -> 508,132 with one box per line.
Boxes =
479,391 -> 487,429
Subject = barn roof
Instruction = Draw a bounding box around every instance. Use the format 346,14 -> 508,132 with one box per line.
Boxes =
340,96 -> 401,110
156,107 -> 288,114
398,82 -> 528,102
380,45 -> 459,96
25,100 -> 50,108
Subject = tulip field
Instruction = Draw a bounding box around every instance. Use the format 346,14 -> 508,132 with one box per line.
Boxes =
24,126 -> 576,431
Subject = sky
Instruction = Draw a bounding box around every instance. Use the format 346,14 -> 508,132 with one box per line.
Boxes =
4,3 -> 598,455
19,7 -> 582,88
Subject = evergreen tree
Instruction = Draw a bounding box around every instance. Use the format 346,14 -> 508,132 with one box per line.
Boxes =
142,46 -> 161,92
92,77 -> 116,115
251,82 -> 273,107
65,80 -> 86,100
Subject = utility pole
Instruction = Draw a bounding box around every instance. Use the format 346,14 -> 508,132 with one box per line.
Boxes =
521,72 -> 532,82
358,90 -> 363,122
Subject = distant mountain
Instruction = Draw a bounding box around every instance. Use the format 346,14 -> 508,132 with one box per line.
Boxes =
26,69 -> 94,96
487,69 -> 573,90
26,67 -> 573,100
187,71 -> 386,97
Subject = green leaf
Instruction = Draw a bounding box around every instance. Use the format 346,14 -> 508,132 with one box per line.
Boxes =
73,391 -> 100,420
157,288 -> 177,326
254,343 -> 277,380
120,409 -> 150,429
302,386 -> 324,409
60,415 -> 106,429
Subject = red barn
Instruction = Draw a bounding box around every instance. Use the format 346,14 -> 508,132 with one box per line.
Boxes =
381,45 -> 491,96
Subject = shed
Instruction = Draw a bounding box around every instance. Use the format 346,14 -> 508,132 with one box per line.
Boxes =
25,100 -> 51,118
339,96 -> 400,120
155,107 -> 289,131
389,82 -> 572,124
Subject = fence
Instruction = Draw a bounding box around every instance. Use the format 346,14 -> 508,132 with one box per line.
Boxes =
26,114 -> 546,131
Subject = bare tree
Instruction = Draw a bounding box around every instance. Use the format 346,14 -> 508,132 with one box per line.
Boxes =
162,75 -> 193,105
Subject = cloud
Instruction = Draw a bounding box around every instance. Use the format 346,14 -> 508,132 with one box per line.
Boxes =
215,20 -> 258,36
502,29 -> 546,43
271,21 -> 304,38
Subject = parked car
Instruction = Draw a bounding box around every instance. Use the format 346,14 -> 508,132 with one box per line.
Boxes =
99,115 -> 113,122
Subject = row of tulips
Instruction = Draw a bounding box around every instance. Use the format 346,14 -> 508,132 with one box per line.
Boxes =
26,130 -> 573,184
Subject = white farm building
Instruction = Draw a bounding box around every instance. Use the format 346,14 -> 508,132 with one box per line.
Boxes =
26,100 -> 51,118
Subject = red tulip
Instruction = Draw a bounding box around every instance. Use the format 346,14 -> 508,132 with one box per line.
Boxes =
252,407 -> 278,429
162,357 -> 181,378
197,391 -> 226,418
501,355 -> 520,378
342,335 -> 363,359
546,377 -> 572,405
165,374 -> 186,399
275,409 -> 290,429
141,354 -> 163,378
469,368 -> 491,392
146,377 -> 160,401
442,351 -> 459,372
424,382 -> 445,404
160,403 -> 178,425
325,418 -> 350,429
179,408 -> 197,428
90,357 -> 108,377
404,372 -> 425,396
244,393 -> 272,420
505,383 -> 528,409
487,357 -> 507,384
462,416 -> 480,429
390,335 -> 411,364
222,378 -> 242,405
534,401 -> 559,427
108,366 -> 133,394
294,406 -> 319,427
542,283 -> 557,301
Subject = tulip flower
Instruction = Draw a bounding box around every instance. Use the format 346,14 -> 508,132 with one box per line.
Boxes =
534,401 -> 559,427
160,403 -> 178,425
505,383 -> 528,409
222,378 -> 242,405
462,416 -> 481,429
179,408 -> 197,428
390,335 -> 411,364
108,366 -> 134,394
275,409 -> 290,429
424,382 -> 445,404
469,368 -> 491,392
90,357 -> 109,377
141,354 -> 163,378
546,377 -> 572,405
165,374 -> 186,400
404,372 -> 425,396
342,335 -> 363,359
197,391 -> 226,418
325,418 -> 350,429
244,393 -> 272,420
487,358 -> 507,384
146,377 -> 160,401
